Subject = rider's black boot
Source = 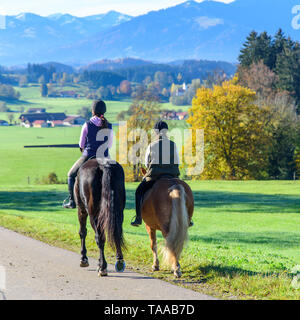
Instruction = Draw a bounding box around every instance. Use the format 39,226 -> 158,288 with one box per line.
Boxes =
63,177 -> 76,209
131,197 -> 142,227
131,214 -> 142,227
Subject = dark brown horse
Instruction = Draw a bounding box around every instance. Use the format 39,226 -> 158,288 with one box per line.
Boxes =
74,159 -> 126,276
140,168 -> 194,278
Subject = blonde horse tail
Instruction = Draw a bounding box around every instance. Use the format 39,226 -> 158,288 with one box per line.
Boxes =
163,184 -> 189,267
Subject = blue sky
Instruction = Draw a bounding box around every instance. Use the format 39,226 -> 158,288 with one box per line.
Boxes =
0,0 -> 234,17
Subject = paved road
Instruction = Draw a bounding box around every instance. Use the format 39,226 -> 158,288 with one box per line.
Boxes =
0,227 -> 217,300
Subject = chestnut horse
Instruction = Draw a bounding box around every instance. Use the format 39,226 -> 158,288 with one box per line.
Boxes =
74,159 -> 126,277
140,168 -> 194,278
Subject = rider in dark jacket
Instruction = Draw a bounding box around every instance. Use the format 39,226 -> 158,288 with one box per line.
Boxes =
63,100 -> 113,209
131,121 -> 180,226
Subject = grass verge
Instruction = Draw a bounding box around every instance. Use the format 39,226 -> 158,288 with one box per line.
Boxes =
0,182 -> 299,300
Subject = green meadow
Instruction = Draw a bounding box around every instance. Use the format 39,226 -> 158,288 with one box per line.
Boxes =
0,86 -> 299,300
0,181 -> 299,300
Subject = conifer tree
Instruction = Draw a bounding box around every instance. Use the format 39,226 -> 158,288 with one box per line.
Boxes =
238,31 -> 259,67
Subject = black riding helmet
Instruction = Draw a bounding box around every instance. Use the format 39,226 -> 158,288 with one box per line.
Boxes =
92,100 -> 106,116
154,120 -> 168,132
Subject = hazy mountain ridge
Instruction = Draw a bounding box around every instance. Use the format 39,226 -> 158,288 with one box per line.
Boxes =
80,58 -> 154,72
77,0 -> 297,63
0,0 -> 298,65
0,11 -> 132,65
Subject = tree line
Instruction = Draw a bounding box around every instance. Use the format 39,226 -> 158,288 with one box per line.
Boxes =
186,30 -> 300,180
3,60 -> 234,105
238,29 -> 300,113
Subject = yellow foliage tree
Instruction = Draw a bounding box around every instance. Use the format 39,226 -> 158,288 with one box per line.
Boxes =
187,76 -> 271,180
117,94 -> 160,182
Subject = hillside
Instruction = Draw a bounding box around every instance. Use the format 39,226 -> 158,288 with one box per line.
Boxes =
0,11 -> 132,65
0,0 -> 298,64
73,0 -> 298,63
80,58 -> 154,72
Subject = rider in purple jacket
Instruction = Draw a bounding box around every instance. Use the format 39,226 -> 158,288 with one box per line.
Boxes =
63,100 -> 113,209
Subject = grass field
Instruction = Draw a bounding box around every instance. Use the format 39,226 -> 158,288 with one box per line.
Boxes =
0,181 -> 299,300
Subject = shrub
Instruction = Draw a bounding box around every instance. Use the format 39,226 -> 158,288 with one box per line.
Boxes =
39,172 -> 63,185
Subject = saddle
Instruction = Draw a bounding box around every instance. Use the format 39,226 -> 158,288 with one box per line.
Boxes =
156,174 -> 177,181
143,174 -> 177,200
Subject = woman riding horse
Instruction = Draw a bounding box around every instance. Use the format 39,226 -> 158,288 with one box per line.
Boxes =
131,120 -> 193,227
63,100 -> 113,209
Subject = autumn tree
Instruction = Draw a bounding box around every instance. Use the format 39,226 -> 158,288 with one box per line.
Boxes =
154,71 -> 170,89
238,60 -> 278,103
118,90 -> 160,181
187,77 -> 271,179
119,80 -> 132,95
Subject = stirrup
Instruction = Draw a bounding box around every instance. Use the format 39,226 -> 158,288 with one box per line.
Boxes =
131,216 -> 142,227
62,198 -> 76,209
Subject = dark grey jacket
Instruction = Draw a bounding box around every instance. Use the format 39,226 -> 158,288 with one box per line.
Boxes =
144,136 -> 180,181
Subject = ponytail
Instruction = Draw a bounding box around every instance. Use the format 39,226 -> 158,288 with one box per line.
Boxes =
100,115 -> 109,129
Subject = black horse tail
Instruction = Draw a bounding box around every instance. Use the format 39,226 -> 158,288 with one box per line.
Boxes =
97,162 -> 125,251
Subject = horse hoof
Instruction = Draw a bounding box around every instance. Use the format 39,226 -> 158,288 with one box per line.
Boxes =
115,260 -> 126,273
98,269 -> 108,277
80,259 -> 89,268
152,265 -> 160,272
174,270 -> 182,278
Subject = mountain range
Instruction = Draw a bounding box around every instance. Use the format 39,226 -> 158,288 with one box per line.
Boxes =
0,0 -> 299,66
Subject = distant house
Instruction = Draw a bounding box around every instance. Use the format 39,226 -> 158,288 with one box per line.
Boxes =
32,120 -> 49,128
63,116 -> 86,126
162,111 -> 177,120
0,120 -> 9,126
177,112 -> 188,120
50,120 -> 65,127
48,91 -> 61,98
21,122 -> 31,129
161,111 -> 188,121
28,108 -> 46,113
19,113 -> 67,126
60,91 -> 79,98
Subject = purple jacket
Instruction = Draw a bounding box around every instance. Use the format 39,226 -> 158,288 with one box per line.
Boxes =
79,116 -> 113,157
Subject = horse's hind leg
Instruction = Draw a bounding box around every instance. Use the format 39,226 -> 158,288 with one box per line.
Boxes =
78,208 -> 89,268
115,243 -> 126,273
173,261 -> 182,278
146,225 -> 159,271
94,223 -> 108,277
